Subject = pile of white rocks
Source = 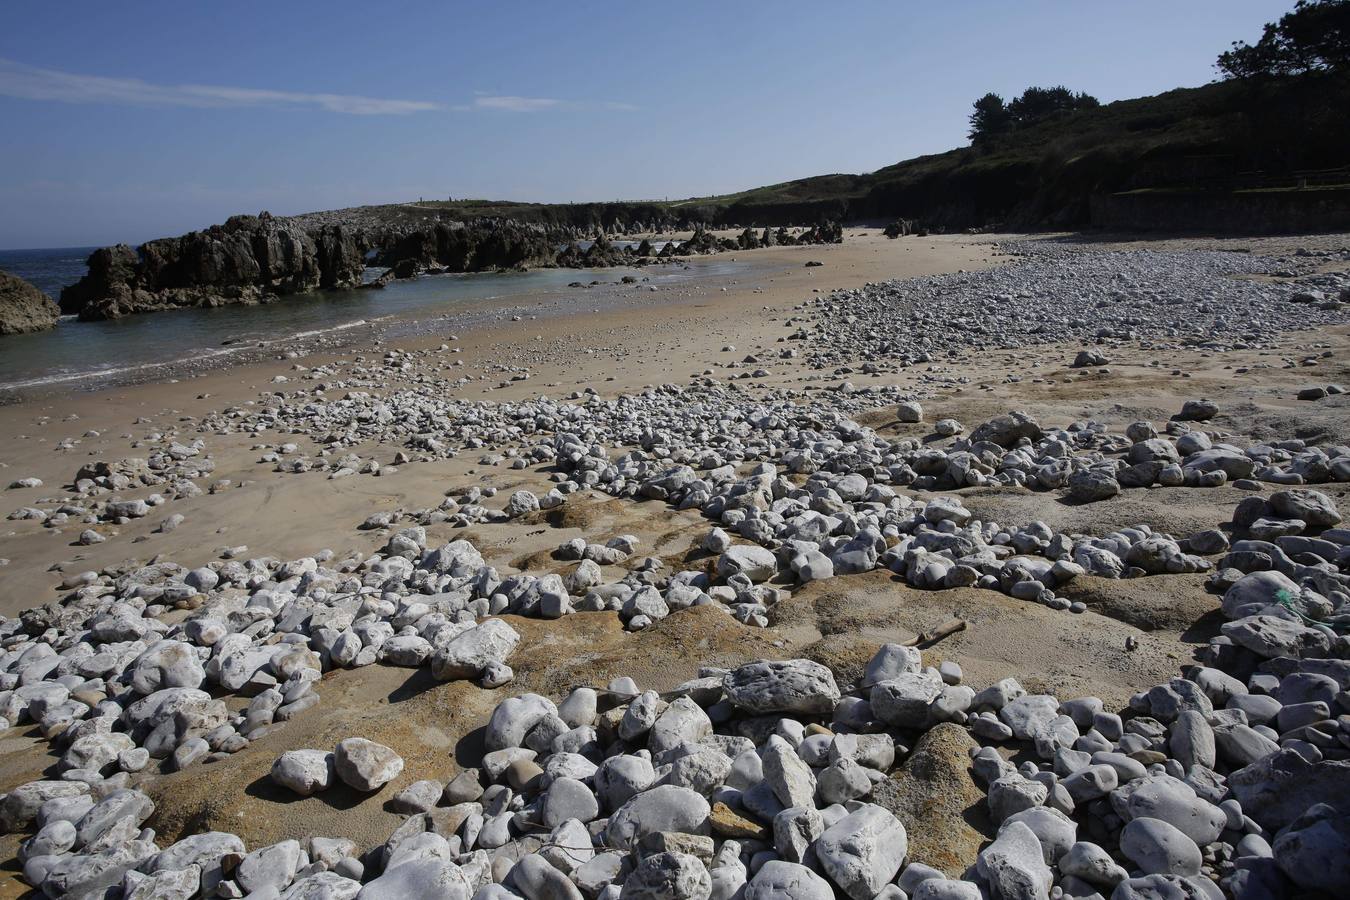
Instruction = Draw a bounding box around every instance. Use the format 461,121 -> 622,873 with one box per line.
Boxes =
14,393 -> 1346,572
788,242 -> 1348,370
0,539 -> 528,797
1204,490 -> 1350,603
359,464 -> 1228,628
544,400 -> 1347,508
205,340 -> 1348,512
199,375 -> 921,476
5,444 -> 1340,894
11,620 -> 1347,899
6,441 -> 214,532
2,468 -> 1340,895
549,419 -> 1250,618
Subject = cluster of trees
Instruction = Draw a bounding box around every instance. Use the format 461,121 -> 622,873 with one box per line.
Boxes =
965,2 -> 1346,149
1217,0 -> 1348,78
967,86 -> 1099,146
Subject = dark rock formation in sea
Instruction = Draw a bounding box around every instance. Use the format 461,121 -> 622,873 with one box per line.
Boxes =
678,225 -> 721,255
582,234 -> 635,268
59,213 -> 365,320
363,268 -> 396,290
371,220 -> 559,274
554,234 -> 637,268
650,220 -> 841,257
0,269 -> 61,335
555,242 -> 585,268
57,203 -> 849,321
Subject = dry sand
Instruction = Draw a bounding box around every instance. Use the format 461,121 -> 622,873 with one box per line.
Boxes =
0,229 -> 1346,888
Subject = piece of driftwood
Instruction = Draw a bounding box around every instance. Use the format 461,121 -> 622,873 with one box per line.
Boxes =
903,617 -> 967,647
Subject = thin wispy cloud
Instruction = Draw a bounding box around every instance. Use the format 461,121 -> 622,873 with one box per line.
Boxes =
0,59 -> 639,117
474,95 -> 562,112
472,93 -> 638,113
0,57 -> 441,115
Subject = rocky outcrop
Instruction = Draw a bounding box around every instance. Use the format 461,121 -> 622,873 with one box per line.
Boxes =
678,225 -> 724,255
555,242 -> 585,268
885,219 -> 925,238
0,269 -> 60,335
371,220 -> 559,274
728,221 -> 844,250
801,219 -> 844,244
584,234 -> 634,267
59,213 -> 365,321
58,205 -> 848,320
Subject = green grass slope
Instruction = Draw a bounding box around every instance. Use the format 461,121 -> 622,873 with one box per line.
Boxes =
716,72 -> 1350,228
295,72 -> 1349,233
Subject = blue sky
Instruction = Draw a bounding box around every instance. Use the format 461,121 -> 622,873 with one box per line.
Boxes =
0,0 -> 1293,249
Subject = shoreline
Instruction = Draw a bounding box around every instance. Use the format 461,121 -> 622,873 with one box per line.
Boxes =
0,230 -> 1003,404
0,236 -> 860,403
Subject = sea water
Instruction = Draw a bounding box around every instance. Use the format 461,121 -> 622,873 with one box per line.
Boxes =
0,247 -> 739,391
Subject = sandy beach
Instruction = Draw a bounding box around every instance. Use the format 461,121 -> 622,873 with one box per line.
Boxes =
1,228 -> 1347,897
7,2 -> 1350,895
0,231 -> 1007,610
